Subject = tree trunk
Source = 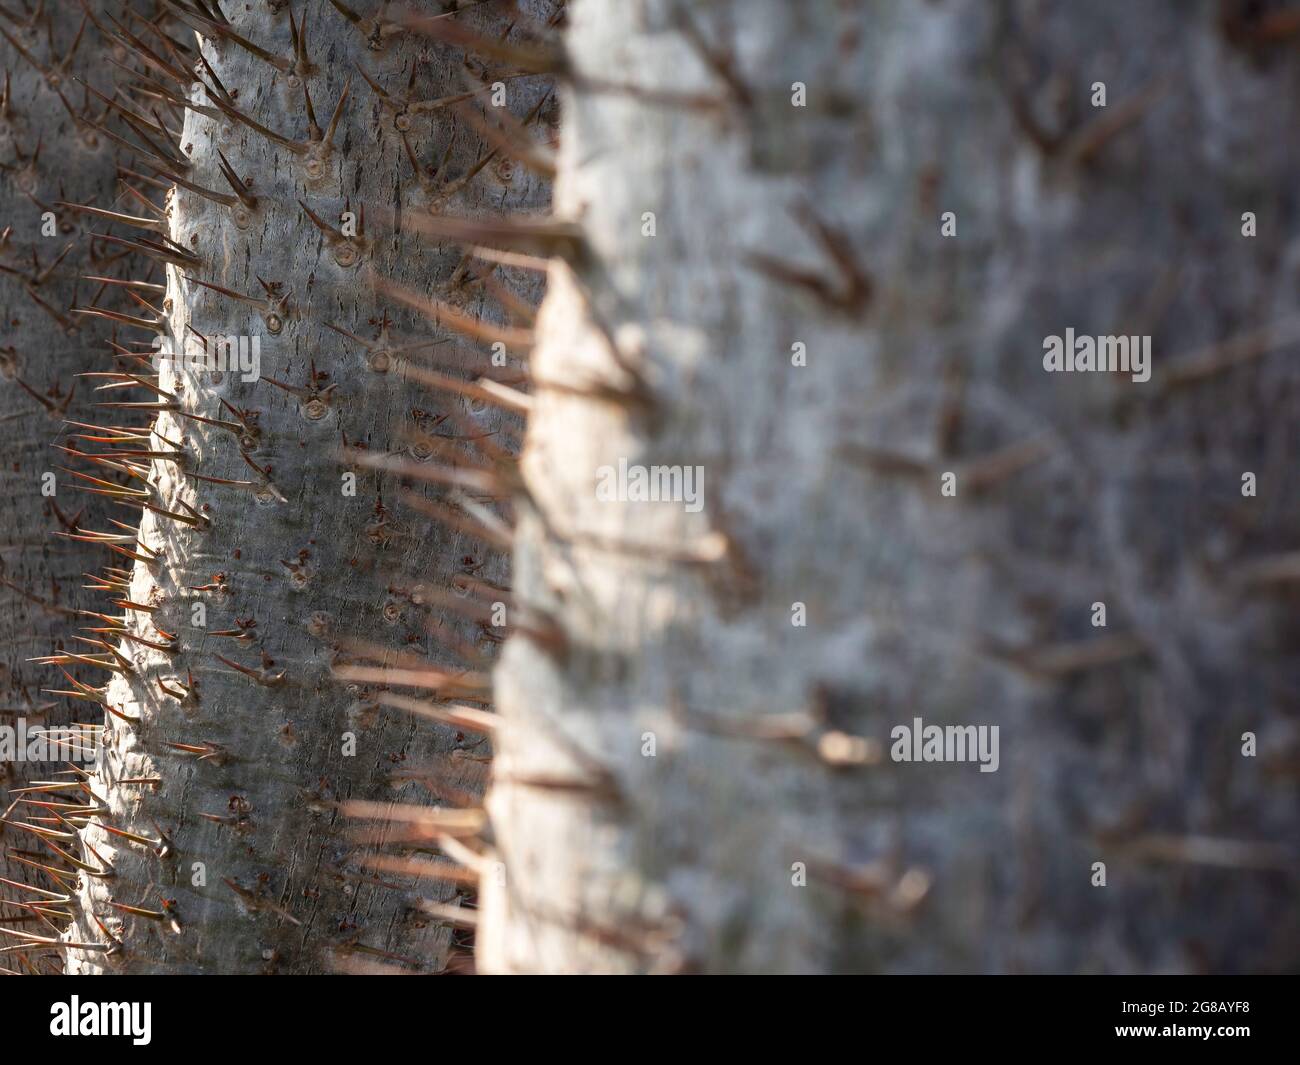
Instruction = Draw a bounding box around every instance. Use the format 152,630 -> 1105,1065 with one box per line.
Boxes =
481,0 -> 1300,973
62,0 -> 555,974
0,3 -> 137,973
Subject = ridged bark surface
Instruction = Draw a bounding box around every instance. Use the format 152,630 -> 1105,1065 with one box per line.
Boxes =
63,1 -> 553,974
482,0 -> 1299,973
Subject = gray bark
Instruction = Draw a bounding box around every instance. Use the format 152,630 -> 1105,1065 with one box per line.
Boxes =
62,0 -> 554,974
0,3 -> 135,973
482,0 -> 1300,973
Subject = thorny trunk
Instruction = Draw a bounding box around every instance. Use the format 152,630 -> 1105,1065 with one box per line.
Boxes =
0,4 -> 133,970
482,0 -> 1299,973
62,1 -> 554,974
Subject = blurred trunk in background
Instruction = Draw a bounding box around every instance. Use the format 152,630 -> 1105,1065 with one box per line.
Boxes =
481,0 -> 1300,973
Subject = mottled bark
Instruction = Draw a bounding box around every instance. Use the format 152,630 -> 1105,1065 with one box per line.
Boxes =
482,0 -> 1299,973
0,4 -> 134,972
63,1 -> 554,974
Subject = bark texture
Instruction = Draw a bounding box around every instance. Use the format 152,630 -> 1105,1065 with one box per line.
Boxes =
0,3 -> 135,971
63,0 -> 554,974
482,0 -> 1300,973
